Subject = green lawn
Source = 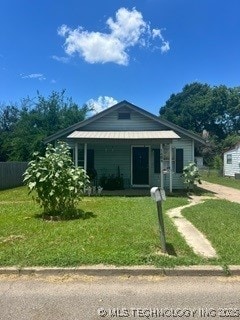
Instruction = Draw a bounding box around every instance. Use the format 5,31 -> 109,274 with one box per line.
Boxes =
2,187 -> 239,267
0,186 -> 206,267
201,169 -> 240,190
182,199 -> 240,265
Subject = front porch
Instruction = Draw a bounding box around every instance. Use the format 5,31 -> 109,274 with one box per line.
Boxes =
67,131 -> 182,192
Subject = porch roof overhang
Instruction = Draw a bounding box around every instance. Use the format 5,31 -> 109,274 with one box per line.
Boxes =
67,130 -> 180,140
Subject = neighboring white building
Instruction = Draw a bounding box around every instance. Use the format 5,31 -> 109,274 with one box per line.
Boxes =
223,142 -> 240,177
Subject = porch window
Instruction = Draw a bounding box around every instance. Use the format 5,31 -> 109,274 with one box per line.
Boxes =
78,149 -> 95,170
70,148 -> 94,169
227,154 -> 232,164
76,149 -> 84,167
153,146 -> 176,173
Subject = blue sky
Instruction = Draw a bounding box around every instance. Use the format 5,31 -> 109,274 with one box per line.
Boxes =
1,0 -> 240,115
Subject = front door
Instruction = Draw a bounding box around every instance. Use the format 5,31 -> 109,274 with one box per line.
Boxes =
132,147 -> 149,186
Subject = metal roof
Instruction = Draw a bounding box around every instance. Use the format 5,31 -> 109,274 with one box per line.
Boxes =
67,130 -> 180,140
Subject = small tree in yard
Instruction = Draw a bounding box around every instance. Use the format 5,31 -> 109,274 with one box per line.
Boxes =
182,162 -> 201,191
213,155 -> 223,176
23,141 -> 89,218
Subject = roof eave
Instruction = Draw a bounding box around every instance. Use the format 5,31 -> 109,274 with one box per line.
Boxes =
44,100 -> 129,143
44,100 -> 206,145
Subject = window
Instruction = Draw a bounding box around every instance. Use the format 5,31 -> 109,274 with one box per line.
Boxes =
227,154 -> 232,164
153,146 -> 177,173
70,148 -> 94,168
118,112 -> 130,120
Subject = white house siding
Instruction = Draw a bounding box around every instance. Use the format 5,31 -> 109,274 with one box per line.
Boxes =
92,143 -> 131,187
64,138 -> 194,190
82,107 -> 169,131
151,139 -> 194,189
224,146 -> 240,177
76,138 -> 194,190
93,142 -> 159,188
173,139 -> 194,189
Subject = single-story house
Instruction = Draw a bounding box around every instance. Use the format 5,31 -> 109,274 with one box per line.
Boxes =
223,142 -> 240,178
45,100 -> 205,191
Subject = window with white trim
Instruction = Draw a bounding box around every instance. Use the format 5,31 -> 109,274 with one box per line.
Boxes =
227,154 -> 232,164
153,145 -> 176,173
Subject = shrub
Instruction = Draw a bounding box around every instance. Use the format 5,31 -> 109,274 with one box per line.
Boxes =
182,162 -> 201,191
213,155 -> 223,176
99,174 -> 124,190
23,141 -> 89,217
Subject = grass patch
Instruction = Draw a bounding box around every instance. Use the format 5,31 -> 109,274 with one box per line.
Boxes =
182,199 -> 240,265
0,186 -> 30,202
0,187 -> 205,267
201,170 -> 240,190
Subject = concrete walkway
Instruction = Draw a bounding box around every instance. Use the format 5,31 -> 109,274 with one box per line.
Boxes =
165,181 -> 240,259
166,196 -> 218,259
200,181 -> 240,204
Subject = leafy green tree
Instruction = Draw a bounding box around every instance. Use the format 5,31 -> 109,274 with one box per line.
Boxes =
160,82 -> 240,140
213,154 -> 223,176
23,141 -> 89,218
0,104 -> 20,161
0,90 -> 89,161
225,87 -> 240,134
160,82 -> 212,133
222,134 -> 240,149
0,104 -> 19,132
160,82 -> 240,165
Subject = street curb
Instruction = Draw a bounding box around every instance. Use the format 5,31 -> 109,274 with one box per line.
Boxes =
229,266 -> 240,276
0,265 -> 239,277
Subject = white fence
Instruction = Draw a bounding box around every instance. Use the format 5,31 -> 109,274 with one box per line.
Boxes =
0,162 -> 28,190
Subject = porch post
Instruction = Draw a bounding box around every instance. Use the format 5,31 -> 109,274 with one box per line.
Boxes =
84,143 -> 87,172
169,142 -> 173,193
160,143 -> 164,188
74,142 -> 78,167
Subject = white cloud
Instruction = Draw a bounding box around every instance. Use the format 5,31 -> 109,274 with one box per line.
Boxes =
106,8 -> 146,47
52,55 -> 70,63
87,96 -> 118,114
21,73 -> 46,81
152,28 -> 161,39
152,28 -> 170,53
57,7 -> 170,65
161,41 -> 170,53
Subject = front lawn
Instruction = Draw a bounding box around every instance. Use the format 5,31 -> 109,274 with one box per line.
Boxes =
182,199 -> 240,265
201,169 -> 240,190
0,187 -> 205,267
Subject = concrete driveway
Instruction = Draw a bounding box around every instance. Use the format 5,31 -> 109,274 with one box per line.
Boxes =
200,181 -> 240,204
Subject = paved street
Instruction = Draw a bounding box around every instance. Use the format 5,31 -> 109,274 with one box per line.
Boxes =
1,275 -> 240,319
